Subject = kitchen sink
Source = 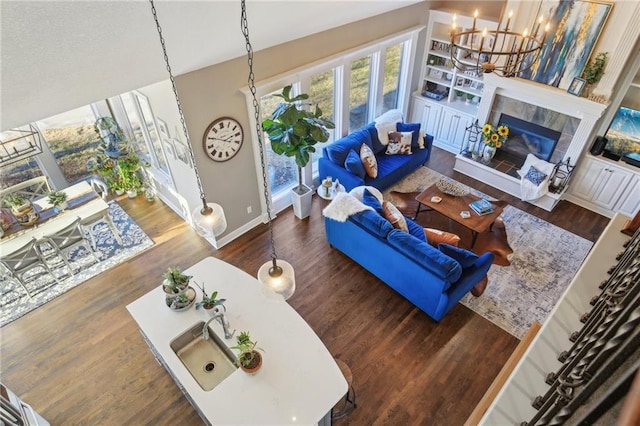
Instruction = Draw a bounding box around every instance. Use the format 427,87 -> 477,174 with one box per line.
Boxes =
170,321 -> 238,391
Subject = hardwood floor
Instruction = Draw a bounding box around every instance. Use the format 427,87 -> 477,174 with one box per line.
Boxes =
0,148 -> 609,425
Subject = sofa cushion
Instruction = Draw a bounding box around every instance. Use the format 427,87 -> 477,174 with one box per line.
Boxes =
364,123 -> 387,154
351,209 -> 394,238
387,229 -> 462,284
382,201 -> 408,232
362,189 -> 384,214
376,122 -> 397,146
424,228 -> 460,247
524,165 -> 547,186
344,149 -> 366,179
438,243 -> 479,268
349,185 -> 383,203
397,122 -> 421,149
360,144 -> 378,178
386,132 -> 413,155
325,128 -> 372,166
406,217 -> 427,242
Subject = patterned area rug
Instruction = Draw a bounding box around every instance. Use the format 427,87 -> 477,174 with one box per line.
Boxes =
1,202 -> 153,327
385,167 -> 593,339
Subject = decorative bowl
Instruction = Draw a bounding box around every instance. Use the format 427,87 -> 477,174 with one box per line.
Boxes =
435,179 -> 470,197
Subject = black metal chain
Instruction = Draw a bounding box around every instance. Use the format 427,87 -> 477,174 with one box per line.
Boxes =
241,0 -> 277,263
148,0 -> 206,205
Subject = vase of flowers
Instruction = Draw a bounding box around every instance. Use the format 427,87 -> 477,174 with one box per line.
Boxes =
481,123 -> 509,164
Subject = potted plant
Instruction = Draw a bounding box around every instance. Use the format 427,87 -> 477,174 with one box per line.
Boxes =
117,152 -> 144,198
230,331 -> 263,374
262,84 -> 335,219
2,194 -> 39,226
582,52 -> 608,97
47,190 -> 68,212
162,266 -> 191,294
194,281 -> 226,316
454,89 -> 464,100
465,93 -> 475,104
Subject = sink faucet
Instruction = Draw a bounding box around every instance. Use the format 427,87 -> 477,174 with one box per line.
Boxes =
202,312 -> 235,340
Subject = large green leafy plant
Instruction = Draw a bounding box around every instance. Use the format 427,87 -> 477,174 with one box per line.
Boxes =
261,85 -> 335,194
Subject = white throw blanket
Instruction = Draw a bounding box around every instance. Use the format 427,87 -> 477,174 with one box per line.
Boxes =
322,192 -> 373,222
520,177 -> 549,201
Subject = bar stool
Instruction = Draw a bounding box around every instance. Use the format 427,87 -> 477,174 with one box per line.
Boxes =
332,359 -> 357,421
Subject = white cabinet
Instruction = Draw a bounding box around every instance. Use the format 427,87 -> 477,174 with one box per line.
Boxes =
436,107 -> 474,153
568,155 -> 639,217
410,96 -> 441,137
615,175 -> 640,216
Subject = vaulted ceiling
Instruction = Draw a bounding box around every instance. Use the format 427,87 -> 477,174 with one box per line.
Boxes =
1,0 -> 422,131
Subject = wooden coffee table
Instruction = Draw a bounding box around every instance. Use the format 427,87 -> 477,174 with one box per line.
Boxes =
414,183 -> 505,248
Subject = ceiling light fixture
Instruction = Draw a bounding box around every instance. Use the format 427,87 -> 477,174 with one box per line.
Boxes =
240,0 -> 296,301
149,0 -> 227,239
450,9 -> 549,78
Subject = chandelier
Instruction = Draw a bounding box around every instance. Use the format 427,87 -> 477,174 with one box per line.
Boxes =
450,9 -> 549,77
148,0 -> 227,239
241,0 -> 296,300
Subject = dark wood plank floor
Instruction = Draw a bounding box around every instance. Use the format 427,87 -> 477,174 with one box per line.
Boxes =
0,148 -> 609,425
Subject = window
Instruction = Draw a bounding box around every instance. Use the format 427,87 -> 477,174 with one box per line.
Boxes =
381,44 -> 403,114
349,55 -> 371,133
0,157 -> 43,189
120,93 -> 152,162
261,88 -> 297,197
134,92 -> 170,176
309,69 -> 336,172
36,105 -> 98,185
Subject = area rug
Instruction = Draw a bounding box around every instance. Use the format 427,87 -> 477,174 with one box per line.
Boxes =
385,167 -> 593,339
0,202 -> 154,327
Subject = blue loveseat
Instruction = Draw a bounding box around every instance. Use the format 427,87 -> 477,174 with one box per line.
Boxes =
318,122 -> 433,192
324,190 -> 493,322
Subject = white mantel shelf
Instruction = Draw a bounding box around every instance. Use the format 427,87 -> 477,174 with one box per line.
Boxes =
126,256 -> 347,425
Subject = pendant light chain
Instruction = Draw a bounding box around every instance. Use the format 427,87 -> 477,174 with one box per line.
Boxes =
241,0 -> 278,263
148,0 -> 206,205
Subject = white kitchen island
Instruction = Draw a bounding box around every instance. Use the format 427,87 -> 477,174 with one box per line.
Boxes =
127,256 -> 347,425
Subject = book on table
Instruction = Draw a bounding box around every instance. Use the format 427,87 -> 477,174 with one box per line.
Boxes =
469,199 -> 494,216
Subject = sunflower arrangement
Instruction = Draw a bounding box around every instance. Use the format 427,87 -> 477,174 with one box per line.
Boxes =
482,124 -> 509,148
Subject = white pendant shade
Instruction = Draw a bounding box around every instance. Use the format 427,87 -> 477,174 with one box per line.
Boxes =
192,202 -> 227,238
258,259 -> 296,301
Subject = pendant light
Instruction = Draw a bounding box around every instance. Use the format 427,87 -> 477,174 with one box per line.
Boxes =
241,0 -> 296,301
149,0 -> 227,239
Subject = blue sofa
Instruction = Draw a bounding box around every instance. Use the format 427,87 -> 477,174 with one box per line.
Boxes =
319,122 -> 433,192
324,190 -> 493,322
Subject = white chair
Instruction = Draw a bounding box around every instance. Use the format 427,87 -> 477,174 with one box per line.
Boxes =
37,217 -> 101,273
88,177 -> 109,200
0,176 -> 51,203
0,237 -> 61,298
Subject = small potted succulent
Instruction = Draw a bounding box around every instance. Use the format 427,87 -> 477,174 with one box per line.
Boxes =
47,190 -> 68,212
194,281 -> 226,317
162,266 -> 191,295
231,331 -> 263,374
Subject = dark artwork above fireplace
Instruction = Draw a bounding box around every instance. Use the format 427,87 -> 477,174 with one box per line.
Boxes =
496,114 -> 562,168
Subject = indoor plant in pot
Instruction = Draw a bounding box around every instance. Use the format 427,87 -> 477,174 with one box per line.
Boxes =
47,190 -> 68,213
231,331 -> 263,374
262,84 -> 335,219
582,52 -> 608,98
3,194 -> 39,226
195,281 -> 226,317
162,266 -> 192,308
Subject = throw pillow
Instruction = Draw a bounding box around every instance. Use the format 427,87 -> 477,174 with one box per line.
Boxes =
396,122 -> 421,149
344,149 -> 366,179
438,243 -> 479,268
524,165 -> 548,186
360,143 -> 378,178
349,186 -> 383,203
361,188 -> 384,214
375,122 -> 397,146
418,131 -> 426,149
385,132 -> 413,155
382,200 -> 408,232
374,109 -> 403,124
424,228 -> 461,247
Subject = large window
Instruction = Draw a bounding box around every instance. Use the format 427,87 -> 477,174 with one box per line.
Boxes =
36,106 -> 99,185
244,27 -> 420,212
120,93 -> 152,162
349,56 -> 371,133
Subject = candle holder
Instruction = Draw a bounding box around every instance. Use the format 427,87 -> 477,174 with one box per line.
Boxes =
549,158 -> 575,193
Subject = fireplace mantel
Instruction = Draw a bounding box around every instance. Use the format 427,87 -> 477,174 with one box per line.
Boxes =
454,74 -> 610,211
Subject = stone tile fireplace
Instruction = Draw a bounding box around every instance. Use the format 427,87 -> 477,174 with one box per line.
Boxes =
454,73 -> 608,211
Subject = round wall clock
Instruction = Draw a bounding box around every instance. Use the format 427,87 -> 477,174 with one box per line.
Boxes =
202,116 -> 244,162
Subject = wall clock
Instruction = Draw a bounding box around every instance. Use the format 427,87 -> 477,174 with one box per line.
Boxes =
202,116 -> 244,162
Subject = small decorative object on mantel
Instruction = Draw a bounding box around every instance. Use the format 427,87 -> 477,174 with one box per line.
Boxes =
548,158 -> 575,194
435,179 -> 470,197
581,52 -> 608,98
47,190 -> 68,213
231,331 -> 264,374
